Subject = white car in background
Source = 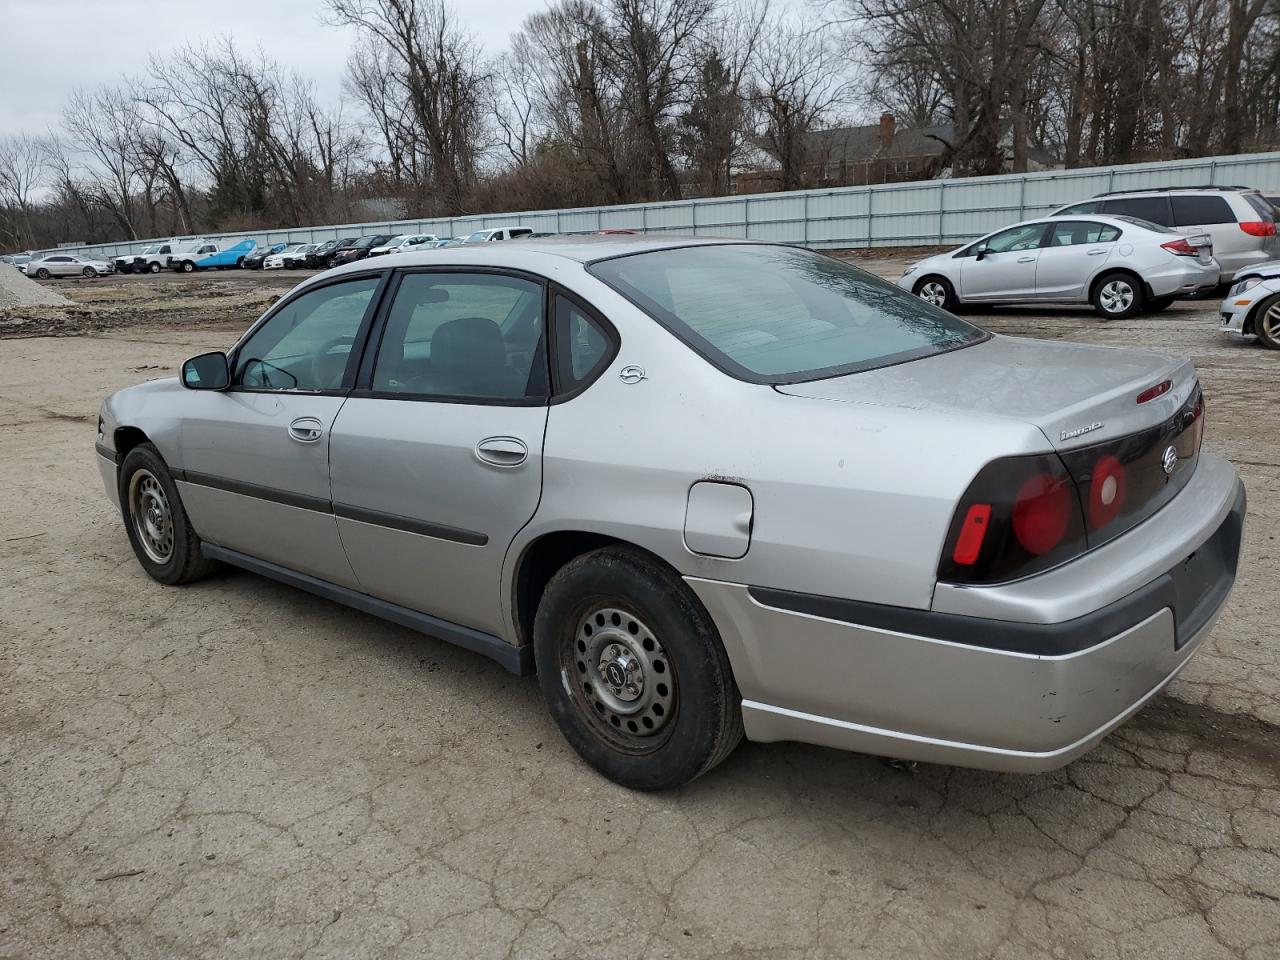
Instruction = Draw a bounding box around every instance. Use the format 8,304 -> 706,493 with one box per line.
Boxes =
263,244 -> 309,270
368,234 -> 439,257
1218,262 -> 1280,349
899,215 -> 1218,319
463,227 -> 535,244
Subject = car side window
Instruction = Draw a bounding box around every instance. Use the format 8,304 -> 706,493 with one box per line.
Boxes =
983,224 -> 1046,253
371,272 -> 547,401
233,277 -> 380,392
1102,196 -> 1172,225
1048,221 -> 1121,246
554,294 -> 613,392
1171,195 -> 1235,226
1057,201 -> 1099,215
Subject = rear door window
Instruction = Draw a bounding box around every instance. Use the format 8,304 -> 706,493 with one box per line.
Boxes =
1171,195 -> 1236,226
1048,221 -> 1122,245
1102,196 -> 1172,225
1057,201 -> 1100,215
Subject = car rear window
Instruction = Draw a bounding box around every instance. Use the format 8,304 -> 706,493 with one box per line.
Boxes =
1102,196 -> 1172,225
1244,193 -> 1277,221
589,244 -> 988,384
1172,195 -> 1236,225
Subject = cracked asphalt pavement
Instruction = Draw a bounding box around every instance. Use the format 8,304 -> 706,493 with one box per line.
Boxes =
1,265 -> 1278,958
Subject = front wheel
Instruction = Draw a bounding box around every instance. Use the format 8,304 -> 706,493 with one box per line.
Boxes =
180,260 -> 195,273
533,547 -> 743,790
119,443 -> 217,585
82,267 -> 96,278
149,261 -> 161,274
1252,292 -> 1280,349
1091,272 -> 1144,320
914,276 -> 957,311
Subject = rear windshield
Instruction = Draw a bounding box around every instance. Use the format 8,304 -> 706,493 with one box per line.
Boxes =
589,244 -> 988,383
1244,193 -> 1276,221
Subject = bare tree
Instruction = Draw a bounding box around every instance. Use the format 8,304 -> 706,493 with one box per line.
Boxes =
748,23 -> 847,189
0,134 -> 46,249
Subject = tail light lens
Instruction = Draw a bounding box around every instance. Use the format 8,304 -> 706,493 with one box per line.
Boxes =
938,454 -> 1087,585
1160,238 -> 1200,256
1240,221 -> 1277,237
940,384 -> 1204,585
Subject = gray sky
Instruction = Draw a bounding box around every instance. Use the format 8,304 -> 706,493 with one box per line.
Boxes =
0,0 -> 553,139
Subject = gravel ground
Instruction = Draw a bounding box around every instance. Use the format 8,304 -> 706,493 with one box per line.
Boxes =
1,260 -> 1277,959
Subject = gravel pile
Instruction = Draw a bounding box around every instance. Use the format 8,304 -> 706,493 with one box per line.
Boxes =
0,265 -> 73,309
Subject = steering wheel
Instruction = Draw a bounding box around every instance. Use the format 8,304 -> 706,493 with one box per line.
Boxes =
311,336 -> 357,389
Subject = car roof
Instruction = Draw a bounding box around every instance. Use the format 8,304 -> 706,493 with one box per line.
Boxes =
318,235 -> 748,280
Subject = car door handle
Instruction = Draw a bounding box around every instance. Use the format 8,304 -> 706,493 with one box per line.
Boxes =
288,417 -> 324,443
1086,249 -> 1108,256
475,437 -> 528,467
1017,256 -> 1036,263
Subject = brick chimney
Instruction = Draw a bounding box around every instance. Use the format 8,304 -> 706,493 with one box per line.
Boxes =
879,112 -> 896,151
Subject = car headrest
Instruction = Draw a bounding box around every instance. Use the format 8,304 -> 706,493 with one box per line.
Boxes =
431,316 -> 506,373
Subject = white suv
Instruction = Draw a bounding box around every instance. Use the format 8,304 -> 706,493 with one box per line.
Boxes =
1052,187 -> 1277,284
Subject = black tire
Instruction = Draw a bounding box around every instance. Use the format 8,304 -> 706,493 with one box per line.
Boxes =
1252,292 -> 1280,349
118,443 -> 217,585
533,546 -> 743,790
1146,295 -> 1176,312
1091,271 -> 1145,320
35,267 -> 50,280
181,260 -> 195,273
82,267 -> 96,278
914,275 -> 957,311
149,261 -> 161,274
235,256 -> 245,269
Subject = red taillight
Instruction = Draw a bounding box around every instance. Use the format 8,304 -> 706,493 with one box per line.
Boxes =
951,504 -> 991,565
1012,473 -> 1074,555
1136,380 -> 1172,404
1160,238 -> 1199,256
1239,221 -> 1276,237
1087,454 -> 1127,530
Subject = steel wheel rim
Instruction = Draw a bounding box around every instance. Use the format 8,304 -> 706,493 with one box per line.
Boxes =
129,469 -> 174,564
918,281 -> 947,307
565,606 -> 676,745
1262,301 -> 1280,340
1100,280 -> 1134,314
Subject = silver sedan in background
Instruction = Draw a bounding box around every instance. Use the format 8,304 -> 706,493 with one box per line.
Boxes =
95,237 -> 1244,789
899,215 -> 1218,319
27,252 -> 114,278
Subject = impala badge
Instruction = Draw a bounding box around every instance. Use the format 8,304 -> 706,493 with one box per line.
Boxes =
1162,445 -> 1178,475
619,364 -> 647,385
1061,421 -> 1104,442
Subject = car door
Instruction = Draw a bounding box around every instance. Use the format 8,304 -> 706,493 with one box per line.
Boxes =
175,273 -> 386,587
1035,219 -> 1121,298
958,222 -> 1048,300
44,256 -> 73,277
328,269 -> 550,636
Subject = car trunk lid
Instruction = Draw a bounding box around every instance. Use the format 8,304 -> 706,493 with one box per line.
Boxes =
774,334 -> 1197,451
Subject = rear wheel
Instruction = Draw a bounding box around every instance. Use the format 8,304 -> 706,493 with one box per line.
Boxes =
35,267 -> 50,280
1091,272 -> 1144,320
533,546 -> 743,790
119,443 -> 217,585
1146,295 -> 1176,312
914,276 -> 957,311
1253,293 -> 1280,349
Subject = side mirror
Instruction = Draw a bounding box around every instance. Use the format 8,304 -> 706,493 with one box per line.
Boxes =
975,244 -> 989,261
181,351 -> 230,390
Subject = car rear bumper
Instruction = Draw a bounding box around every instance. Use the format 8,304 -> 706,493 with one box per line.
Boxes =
687,472 -> 1245,774
1145,258 -> 1220,298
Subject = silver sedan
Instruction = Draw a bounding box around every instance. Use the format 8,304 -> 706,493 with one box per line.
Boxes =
95,237 -> 1244,789
898,215 -> 1218,319
27,252 -> 114,278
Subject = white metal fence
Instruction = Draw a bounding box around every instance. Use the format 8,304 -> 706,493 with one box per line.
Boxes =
45,150 -> 1280,260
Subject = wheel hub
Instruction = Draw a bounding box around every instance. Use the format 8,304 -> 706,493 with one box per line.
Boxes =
568,607 -> 675,739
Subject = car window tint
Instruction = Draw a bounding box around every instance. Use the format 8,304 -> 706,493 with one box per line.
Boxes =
591,245 -> 985,381
984,224 -> 1045,252
1171,195 -> 1235,225
1048,221 -> 1121,245
372,272 -> 546,400
1245,194 -> 1277,221
234,277 -> 379,392
1102,196 -> 1172,225
1057,201 -> 1099,215
554,295 -> 611,390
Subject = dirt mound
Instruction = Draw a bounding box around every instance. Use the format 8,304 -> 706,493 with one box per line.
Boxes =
0,265 -> 73,309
